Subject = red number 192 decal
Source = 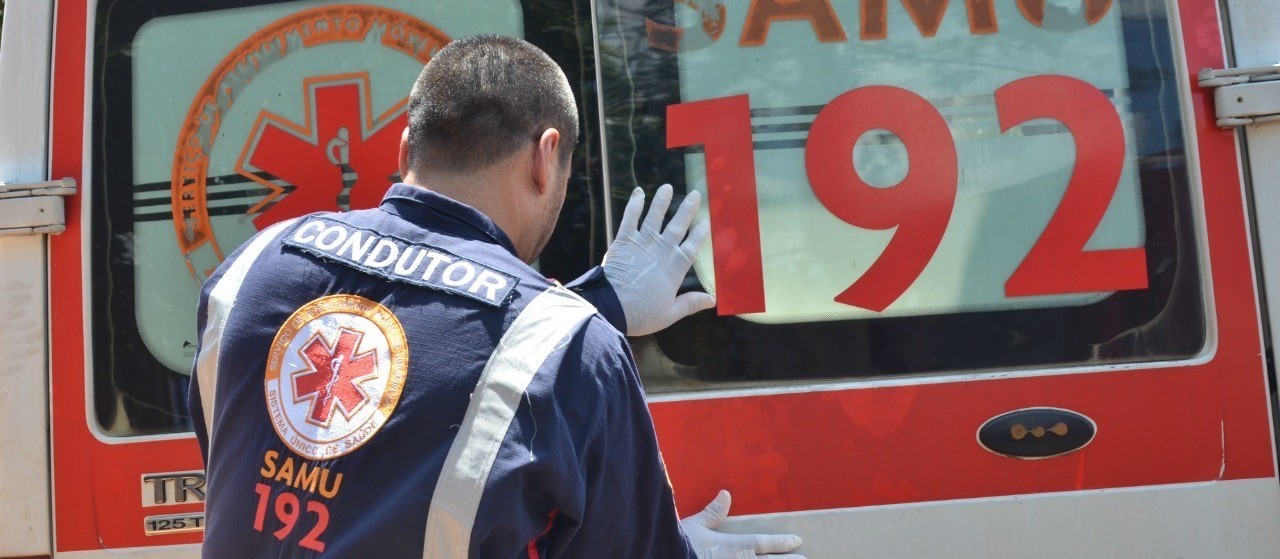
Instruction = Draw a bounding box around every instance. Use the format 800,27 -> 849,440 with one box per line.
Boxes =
253,483 -> 329,552
667,74 -> 1146,314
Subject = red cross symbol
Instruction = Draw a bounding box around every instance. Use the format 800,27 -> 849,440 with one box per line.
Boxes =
238,72 -> 407,230
292,327 -> 379,426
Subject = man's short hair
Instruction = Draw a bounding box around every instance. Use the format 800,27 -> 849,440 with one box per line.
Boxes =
406,35 -> 579,174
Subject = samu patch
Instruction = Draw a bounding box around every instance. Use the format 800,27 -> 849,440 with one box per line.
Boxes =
264,294 -> 408,460
283,217 -> 518,306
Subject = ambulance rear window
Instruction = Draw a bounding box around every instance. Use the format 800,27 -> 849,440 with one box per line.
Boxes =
89,0 -> 605,436
594,0 -> 1207,391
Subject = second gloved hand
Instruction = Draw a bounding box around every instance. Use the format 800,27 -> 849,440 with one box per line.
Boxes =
681,490 -> 805,559
603,184 -> 715,337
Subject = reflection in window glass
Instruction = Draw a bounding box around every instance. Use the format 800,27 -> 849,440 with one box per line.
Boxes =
92,0 -> 604,435
595,0 -> 1205,391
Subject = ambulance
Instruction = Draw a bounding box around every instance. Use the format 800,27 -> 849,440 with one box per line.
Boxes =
2,0 -> 1279,556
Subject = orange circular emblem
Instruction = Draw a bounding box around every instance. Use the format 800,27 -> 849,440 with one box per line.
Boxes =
169,5 -> 451,281
265,294 -> 408,460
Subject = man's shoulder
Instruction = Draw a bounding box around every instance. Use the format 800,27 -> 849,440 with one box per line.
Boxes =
199,217 -> 305,297
555,311 -> 636,394
577,312 -> 630,355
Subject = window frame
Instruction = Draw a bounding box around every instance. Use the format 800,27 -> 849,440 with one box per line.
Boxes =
592,0 -> 1211,390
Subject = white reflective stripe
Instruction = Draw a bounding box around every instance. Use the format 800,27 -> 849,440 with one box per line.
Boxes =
423,286 -> 597,558
195,220 -> 294,443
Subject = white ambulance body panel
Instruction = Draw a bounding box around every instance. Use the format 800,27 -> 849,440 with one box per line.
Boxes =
1223,0 -> 1280,399
722,479 -> 1280,558
0,0 -> 54,556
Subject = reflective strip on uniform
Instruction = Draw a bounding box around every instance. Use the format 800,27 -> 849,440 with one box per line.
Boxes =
422,285 -> 598,558
195,220 -> 294,446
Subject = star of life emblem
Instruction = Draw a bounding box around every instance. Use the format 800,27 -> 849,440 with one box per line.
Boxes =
293,327 -> 379,425
265,294 -> 408,459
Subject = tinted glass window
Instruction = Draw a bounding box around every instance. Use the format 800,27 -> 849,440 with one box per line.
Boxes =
594,0 -> 1205,392
92,0 -> 604,435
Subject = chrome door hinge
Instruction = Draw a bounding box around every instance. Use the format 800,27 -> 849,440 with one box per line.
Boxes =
0,178 -> 77,236
1198,65 -> 1280,128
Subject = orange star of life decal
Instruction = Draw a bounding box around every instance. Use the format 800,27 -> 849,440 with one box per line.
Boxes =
237,72 -> 408,230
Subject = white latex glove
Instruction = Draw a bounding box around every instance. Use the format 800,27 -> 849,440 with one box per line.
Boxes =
603,183 -> 716,336
682,490 -> 805,559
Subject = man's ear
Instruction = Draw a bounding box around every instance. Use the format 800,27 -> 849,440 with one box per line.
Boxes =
397,127 -> 411,180
531,128 -> 561,195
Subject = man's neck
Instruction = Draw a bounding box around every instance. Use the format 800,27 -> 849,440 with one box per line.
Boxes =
402,163 -> 530,259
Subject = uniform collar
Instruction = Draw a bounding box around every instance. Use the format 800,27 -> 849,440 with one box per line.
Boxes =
379,182 -> 519,256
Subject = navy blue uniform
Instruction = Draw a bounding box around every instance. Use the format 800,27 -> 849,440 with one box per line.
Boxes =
189,183 -> 696,558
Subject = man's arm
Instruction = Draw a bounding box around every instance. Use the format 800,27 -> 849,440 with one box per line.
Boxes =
541,327 -> 698,558
186,220 -> 289,465
187,266 -> 220,466
542,326 -> 803,558
464,317 -> 692,558
563,266 -> 627,332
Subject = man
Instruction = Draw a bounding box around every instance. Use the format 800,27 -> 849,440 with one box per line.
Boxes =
190,35 -> 803,558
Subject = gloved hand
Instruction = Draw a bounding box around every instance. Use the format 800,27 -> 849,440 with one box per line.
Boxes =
603,184 -> 716,337
681,490 -> 805,559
